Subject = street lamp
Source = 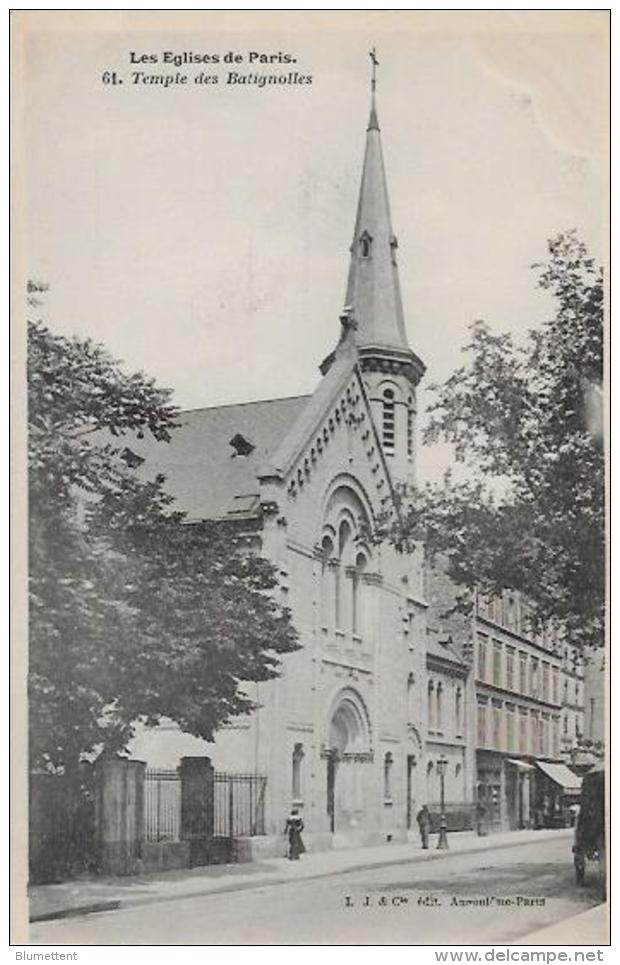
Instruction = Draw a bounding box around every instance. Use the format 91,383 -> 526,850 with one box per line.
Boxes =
436,754 -> 449,850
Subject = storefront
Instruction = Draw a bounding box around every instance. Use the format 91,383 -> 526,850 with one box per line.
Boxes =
533,761 -> 581,828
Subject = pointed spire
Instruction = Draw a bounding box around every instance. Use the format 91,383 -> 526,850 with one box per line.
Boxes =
368,47 -> 379,131
343,51 -> 409,352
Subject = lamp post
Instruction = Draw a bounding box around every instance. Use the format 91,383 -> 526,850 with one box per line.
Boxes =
436,755 -> 449,850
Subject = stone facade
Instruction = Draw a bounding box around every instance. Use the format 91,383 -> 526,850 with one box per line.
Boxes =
130,83 -> 471,850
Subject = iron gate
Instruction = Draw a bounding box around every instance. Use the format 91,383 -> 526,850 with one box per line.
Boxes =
144,768 -> 181,842
214,772 -> 267,837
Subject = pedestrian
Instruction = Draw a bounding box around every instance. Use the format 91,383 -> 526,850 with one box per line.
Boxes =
476,798 -> 488,837
416,804 -> 432,849
284,807 -> 305,860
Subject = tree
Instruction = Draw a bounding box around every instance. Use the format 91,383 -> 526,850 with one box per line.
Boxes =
392,232 -> 605,651
28,315 -> 298,774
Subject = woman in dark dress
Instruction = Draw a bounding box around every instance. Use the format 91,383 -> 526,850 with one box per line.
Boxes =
284,807 -> 305,860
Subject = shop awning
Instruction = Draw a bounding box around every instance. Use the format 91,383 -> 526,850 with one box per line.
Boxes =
507,759 -> 535,771
535,761 -> 582,793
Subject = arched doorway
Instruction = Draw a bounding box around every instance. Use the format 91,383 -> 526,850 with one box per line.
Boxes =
326,689 -> 372,833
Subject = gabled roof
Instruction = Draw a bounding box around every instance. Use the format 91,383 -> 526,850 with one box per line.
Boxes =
129,395 -> 309,522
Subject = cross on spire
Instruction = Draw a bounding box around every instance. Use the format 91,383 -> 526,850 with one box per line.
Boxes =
370,46 -> 379,92
368,47 -> 380,132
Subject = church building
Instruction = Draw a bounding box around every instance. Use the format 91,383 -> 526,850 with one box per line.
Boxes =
130,71 -> 475,851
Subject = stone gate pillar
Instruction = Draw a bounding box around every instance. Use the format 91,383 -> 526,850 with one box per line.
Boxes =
180,756 -> 214,866
95,757 -> 145,876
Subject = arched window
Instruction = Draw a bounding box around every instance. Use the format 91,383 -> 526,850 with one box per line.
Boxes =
382,388 -> 395,454
407,672 -> 415,723
335,521 -> 351,629
384,752 -> 394,800
351,552 -> 367,636
436,683 -> 444,733
428,681 -> 435,732
359,231 -> 372,258
455,687 -> 463,737
292,743 -> 304,800
320,535 -> 334,629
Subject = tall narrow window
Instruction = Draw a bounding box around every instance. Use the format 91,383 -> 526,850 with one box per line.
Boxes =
455,687 -> 463,737
292,743 -> 304,800
436,683 -> 444,733
493,641 -> 502,687
477,634 -> 488,681
335,521 -> 351,629
519,710 -> 528,754
384,753 -> 393,800
320,535 -> 334,629
428,681 -> 435,732
477,701 -> 487,746
407,672 -> 415,723
506,706 -> 515,752
382,388 -> 395,454
351,553 -> 367,636
407,399 -> 414,459
360,231 -> 372,258
506,648 -> 515,690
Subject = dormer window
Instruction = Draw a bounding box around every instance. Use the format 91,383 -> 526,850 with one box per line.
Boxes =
359,231 -> 372,258
229,432 -> 255,457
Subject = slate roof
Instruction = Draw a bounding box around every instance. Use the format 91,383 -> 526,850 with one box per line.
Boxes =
130,394 -> 310,522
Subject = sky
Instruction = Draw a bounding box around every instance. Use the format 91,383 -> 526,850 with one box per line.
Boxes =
18,11 -> 608,483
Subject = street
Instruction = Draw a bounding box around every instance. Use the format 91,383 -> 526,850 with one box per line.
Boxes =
30,836 -> 605,945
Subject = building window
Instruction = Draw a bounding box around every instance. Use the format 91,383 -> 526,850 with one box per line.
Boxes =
384,753 -> 393,800
455,687 -> 463,737
542,662 -> 550,702
519,710 -> 528,755
506,706 -> 515,752
335,520 -> 351,629
351,552 -> 367,636
477,702 -> 487,747
478,633 -> 488,681
407,401 -> 414,459
407,672 -> 415,723
530,658 -> 539,698
436,683 -> 444,733
506,648 -> 515,691
492,704 -> 502,750
382,388 -> 395,454
503,594 -> 517,632
552,668 -> 559,704
320,535 -> 334,629
493,641 -> 502,687
428,681 -> 435,732
519,653 -> 527,694
292,743 -> 304,799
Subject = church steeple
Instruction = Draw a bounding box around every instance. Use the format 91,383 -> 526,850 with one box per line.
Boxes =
326,52 -> 425,489
344,50 -> 409,352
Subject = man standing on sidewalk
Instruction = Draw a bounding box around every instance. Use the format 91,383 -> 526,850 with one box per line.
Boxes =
416,805 -> 431,849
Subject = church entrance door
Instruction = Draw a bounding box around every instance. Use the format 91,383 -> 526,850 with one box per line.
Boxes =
326,691 -> 370,832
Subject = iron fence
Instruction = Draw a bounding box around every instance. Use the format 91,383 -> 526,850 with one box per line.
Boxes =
214,772 -> 267,837
144,768 -> 181,842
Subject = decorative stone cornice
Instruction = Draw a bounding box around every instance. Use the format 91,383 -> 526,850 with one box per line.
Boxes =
358,345 -> 426,386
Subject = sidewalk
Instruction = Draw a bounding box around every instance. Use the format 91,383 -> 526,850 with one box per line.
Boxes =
517,903 -> 609,945
30,827 -> 571,923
